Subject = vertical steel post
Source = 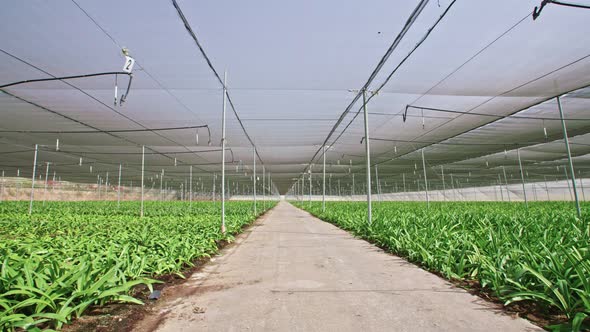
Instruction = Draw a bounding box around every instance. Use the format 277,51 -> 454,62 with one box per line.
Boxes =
544,175 -> 550,201
262,166 -> 266,210
498,174 -> 504,201
160,169 -> 164,201
421,148 -> 429,208
117,163 -> 122,207
0,170 -> 4,201
43,162 -> 50,205
502,166 -> 511,202
352,173 -> 355,197
253,148 -> 257,214
579,171 -> 586,201
403,173 -> 406,193
450,173 -> 455,201
517,149 -> 528,208
105,172 -> 109,195
309,168 -> 312,207
322,145 -> 326,212
557,96 -> 581,217
441,165 -> 446,201
221,70 -> 227,233
141,146 -> 145,218
29,145 -> 38,215
362,89 -> 372,224
189,165 -> 193,207
375,165 -> 381,202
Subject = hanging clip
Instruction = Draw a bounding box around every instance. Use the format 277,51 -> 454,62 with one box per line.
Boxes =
421,108 -> 425,129
402,105 -> 410,122
119,48 -> 135,106
114,74 -> 118,106
533,0 -> 551,20
543,119 -> 548,141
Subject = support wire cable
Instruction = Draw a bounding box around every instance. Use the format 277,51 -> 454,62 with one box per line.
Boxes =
317,0 -> 458,162
299,0 -> 433,186
332,9 -> 530,161
170,0 -> 264,165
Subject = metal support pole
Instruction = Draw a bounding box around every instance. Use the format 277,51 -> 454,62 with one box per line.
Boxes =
117,163 -> 122,207
160,169 -> 164,201
362,89 -> 372,224
43,162 -> 50,205
517,149 -> 528,208
557,96 -> 581,217
352,173 -> 355,197
0,170 -> 4,201
375,165 -> 381,202
262,166 -> 266,210
403,173 -> 406,193
544,175 -> 550,201
579,171 -> 586,201
441,166 -> 446,201
309,168 -> 312,207
253,148 -> 257,214
421,148 -> 429,208
221,70 -> 227,233
141,146 -> 145,218
189,165 -> 193,207
498,174 -> 504,201
322,145 -> 326,212
29,145 -> 39,215
450,173 -> 455,201
502,166 -> 511,202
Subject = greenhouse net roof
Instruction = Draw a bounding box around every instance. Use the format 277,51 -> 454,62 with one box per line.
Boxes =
1,0 -> 590,194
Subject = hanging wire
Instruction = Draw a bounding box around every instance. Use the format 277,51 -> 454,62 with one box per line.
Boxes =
402,104 -> 590,122
170,0 -> 264,165
0,71 -> 132,90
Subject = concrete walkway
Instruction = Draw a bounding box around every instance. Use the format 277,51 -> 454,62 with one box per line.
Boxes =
134,202 -> 541,332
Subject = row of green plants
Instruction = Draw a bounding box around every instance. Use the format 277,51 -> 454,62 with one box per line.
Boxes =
294,201 -> 590,331
0,200 -> 274,331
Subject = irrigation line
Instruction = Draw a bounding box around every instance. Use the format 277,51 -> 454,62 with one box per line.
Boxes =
0,71 -> 131,89
0,48 -> 211,173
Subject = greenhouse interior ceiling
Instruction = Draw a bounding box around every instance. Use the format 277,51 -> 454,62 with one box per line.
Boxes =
1,0 -> 590,195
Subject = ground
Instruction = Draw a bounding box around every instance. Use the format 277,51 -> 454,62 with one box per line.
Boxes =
127,202 -> 540,332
